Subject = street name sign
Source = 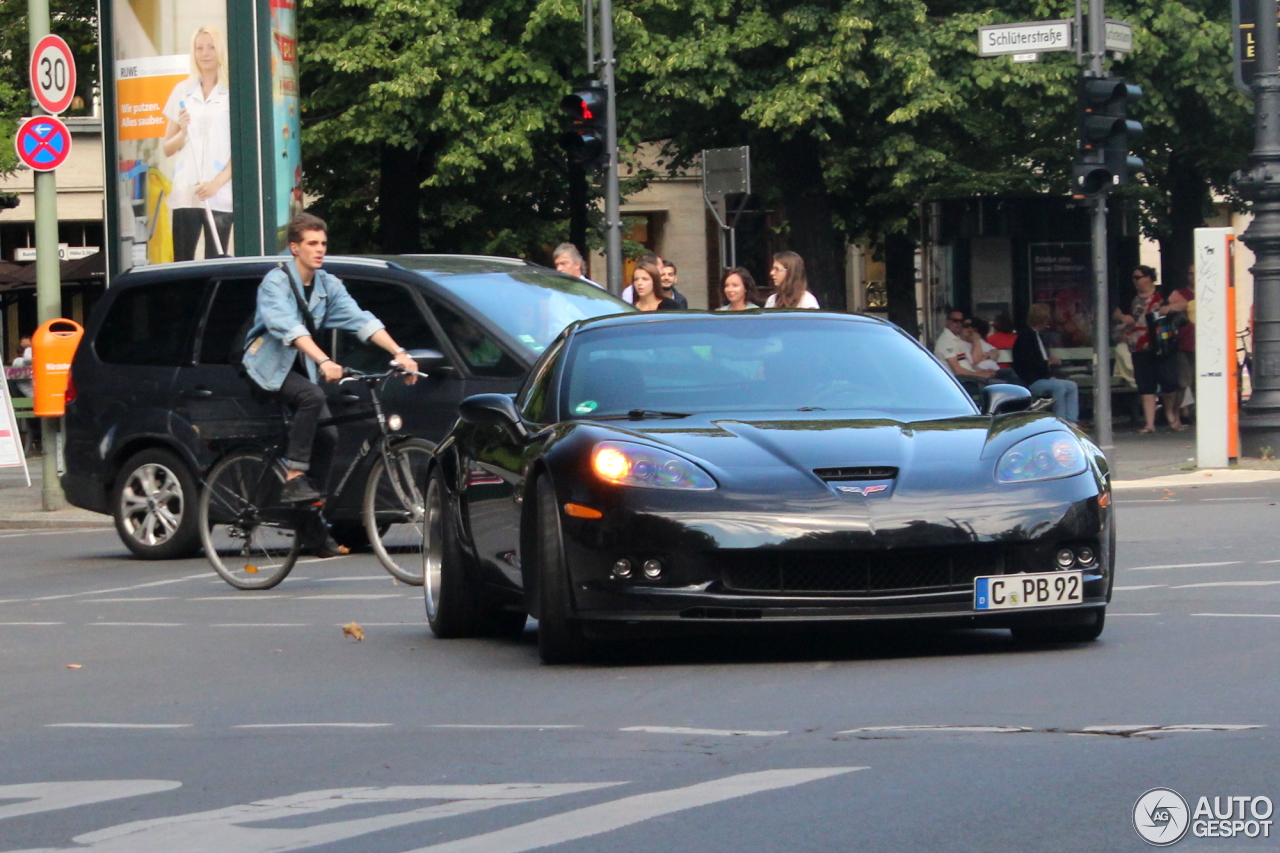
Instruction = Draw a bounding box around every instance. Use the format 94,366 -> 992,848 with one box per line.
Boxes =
29,34 -> 76,115
14,116 -> 72,172
978,20 -> 1073,57
1105,20 -> 1133,53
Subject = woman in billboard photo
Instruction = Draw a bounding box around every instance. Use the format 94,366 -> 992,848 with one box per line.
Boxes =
162,26 -> 233,260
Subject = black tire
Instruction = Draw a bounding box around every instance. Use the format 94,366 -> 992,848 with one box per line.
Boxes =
364,438 -> 433,585
1012,608 -> 1106,644
423,467 -> 481,638
112,448 -> 201,560
534,475 -> 590,664
198,450 -> 301,590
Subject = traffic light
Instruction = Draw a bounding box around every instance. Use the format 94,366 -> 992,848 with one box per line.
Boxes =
1072,74 -> 1144,198
559,82 -> 608,172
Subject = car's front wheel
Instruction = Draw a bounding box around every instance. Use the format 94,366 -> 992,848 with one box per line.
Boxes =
1011,607 -> 1105,644
112,448 -> 200,560
534,475 -> 589,664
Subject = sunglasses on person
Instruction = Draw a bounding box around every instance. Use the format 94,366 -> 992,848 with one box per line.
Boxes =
948,315 -> 964,323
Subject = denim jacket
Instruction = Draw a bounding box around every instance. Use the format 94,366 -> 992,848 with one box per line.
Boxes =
243,264 -> 384,392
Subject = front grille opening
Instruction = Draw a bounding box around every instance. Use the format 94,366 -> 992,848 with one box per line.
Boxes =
813,466 -> 899,482
718,547 -> 1003,596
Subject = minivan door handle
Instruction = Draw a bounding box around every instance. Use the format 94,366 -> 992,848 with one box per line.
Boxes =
338,393 -> 361,404
184,388 -> 214,398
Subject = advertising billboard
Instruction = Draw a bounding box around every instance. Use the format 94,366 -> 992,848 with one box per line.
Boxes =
1028,242 -> 1095,347
271,0 -> 303,250
111,0 -> 233,269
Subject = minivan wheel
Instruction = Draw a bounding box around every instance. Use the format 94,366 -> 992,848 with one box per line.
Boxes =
112,448 -> 200,560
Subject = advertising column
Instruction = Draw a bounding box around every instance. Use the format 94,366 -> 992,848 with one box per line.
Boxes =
270,0 -> 303,249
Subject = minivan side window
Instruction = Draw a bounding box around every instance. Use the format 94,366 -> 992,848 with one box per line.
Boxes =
197,278 -> 261,364
517,339 -> 563,423
334,279 -> 441,374
96,280 -> 205,366
429,298 -> 524,378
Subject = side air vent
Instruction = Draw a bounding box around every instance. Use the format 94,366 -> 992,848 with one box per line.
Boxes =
813,466 -> 898,482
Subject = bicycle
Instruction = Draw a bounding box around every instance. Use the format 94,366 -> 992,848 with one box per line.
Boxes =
198,363 -> 431,590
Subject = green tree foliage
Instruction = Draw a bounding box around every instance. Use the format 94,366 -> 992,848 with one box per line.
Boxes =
0,0 -> 99,176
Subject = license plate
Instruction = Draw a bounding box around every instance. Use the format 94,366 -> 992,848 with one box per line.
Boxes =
974,571 -> 1083,611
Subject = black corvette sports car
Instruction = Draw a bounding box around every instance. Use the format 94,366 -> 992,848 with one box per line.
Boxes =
423,311 -> 1114,663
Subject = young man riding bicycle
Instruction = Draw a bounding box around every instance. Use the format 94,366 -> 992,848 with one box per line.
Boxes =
242,212 -> 418,549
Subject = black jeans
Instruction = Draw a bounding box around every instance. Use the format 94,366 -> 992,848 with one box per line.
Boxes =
276,371 -> 338,490
172,207 -> 233,260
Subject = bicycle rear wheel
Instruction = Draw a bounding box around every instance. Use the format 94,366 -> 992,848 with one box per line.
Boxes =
199,450 -> 302,590
363,438 -> 432,585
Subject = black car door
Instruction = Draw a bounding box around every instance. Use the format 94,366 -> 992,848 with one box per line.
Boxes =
464,338 -> 564,587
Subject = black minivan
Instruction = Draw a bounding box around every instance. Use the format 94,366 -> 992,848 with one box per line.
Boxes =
62,254 -> 631,559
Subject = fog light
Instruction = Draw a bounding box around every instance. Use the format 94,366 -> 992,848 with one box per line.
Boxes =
387,414 -> 403,432
1055,548 -> 1076,569
642,559 -> 662,579
611,559 -> 632,579
1075,546 -> 1096,566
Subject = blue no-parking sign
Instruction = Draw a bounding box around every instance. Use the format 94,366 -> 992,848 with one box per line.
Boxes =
14,116 -> 72,172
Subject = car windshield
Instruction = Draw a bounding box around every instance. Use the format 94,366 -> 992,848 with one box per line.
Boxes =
562,317 -> 976,419
426,269 -> 632,355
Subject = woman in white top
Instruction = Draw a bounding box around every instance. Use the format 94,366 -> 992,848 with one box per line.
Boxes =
764,251 -> 820,309
717,267 -> 759,310
162,26 -> 233,261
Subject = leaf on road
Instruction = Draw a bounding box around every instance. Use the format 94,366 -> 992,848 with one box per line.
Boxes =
244,565 -> 259,575
65,664 -> 82,669
342,622 -> 364,641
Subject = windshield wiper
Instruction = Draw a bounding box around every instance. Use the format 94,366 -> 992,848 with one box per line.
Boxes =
594,409 -> 693,420
796,406 -> 827,412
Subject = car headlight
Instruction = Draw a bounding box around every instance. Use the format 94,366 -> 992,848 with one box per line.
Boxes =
995,432 -> 1087,483
592,441 -> 716,490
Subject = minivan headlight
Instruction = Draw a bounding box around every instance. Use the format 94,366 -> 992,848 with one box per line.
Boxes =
592,441 -> 716,490
996,433 -> 1087,483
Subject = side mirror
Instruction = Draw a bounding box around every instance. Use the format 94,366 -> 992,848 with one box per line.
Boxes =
404,348 -> 450,374
458,393 -> 531,441
983,383 -> 1033,415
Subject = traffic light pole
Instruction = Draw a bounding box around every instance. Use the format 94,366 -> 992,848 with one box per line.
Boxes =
1236,0 -> 1280,456
1086,0 -> 1114,449
597,0 -> 623,295
28,0 -> 64,510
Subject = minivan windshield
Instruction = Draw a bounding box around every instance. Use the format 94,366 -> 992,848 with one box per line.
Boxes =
562,316 -> 977,419
424,269 -> 632,355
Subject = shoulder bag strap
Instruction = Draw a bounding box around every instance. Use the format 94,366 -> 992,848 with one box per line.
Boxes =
279,262 -> 320,340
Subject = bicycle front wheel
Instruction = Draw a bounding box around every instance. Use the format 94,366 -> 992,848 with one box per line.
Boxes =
363,438 -> 433,585
199,450 -> 302,590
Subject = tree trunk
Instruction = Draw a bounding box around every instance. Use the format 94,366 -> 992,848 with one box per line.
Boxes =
884,231 -> 919,337
1157,151 -> 1206,293
771,132 -> 844,311
378,143 -> 422,253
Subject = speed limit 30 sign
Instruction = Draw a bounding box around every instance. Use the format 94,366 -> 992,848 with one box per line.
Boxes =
30,34 -> 77,115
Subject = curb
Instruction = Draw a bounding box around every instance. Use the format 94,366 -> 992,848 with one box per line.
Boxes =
0,514 -> 113,530
1112,469 -> 1280,490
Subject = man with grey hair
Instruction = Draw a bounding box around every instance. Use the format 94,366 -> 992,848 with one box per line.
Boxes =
552,243 -> 600,287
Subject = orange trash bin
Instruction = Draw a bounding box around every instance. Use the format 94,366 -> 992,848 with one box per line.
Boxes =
32,318 -> 84,417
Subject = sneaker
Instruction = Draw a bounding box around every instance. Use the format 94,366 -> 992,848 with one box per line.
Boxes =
312,535 -> 351,559
279,475 -> 322,504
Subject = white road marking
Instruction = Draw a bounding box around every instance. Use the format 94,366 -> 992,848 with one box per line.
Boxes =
24,574 -> 216,602
0,780 -> 181,821
295,594 -> 402,600
1108,613 -> 1160,616
620,725 -> 788,737
0,529 -> 110,539
1081,724 -> 1263,735
1126,561 -> 1243,571
29,783 -> 618,853
398,768 -> 864,853
1261,559 -> 1280,564
1193,612 -> 1280,618
1113,585 -> 1164,591
89,622 -> 185,627
0,621 -> 65,625
185,596 -> 293,601
1118,499 -> 1179,504
79,597 -> 175,603
294,556 -> 354,564
46,724 -> 192,729
311,576 -> 397,582
209,623 -> 310,628
1200,496 -> 1273,501
426,724 -> 581,730
232,723 -> 392,728
1173,580 -> 1280,589
838,725 -> 1028,734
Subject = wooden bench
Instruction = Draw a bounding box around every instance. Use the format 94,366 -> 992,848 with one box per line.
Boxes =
996,347 -> 1140,423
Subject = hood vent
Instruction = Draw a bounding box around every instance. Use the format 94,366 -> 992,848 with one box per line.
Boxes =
814,466 -> 898,482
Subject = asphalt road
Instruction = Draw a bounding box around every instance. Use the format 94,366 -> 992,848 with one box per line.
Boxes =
2,480 -> 1280,852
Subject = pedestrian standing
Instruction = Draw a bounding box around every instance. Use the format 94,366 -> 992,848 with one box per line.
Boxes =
764,252 -> 819,309
551,243 -> 601,288
659,261 -> 689,308
622,253 -> 664,304
631,263 -> 678,312
1114,265 -> 1185,433
1175,264 -> 1196,420
718,268 -> 759,310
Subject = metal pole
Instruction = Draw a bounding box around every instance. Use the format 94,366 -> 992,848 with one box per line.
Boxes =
1085,0 -> 1113,448
1236,0 -> 1280,455
28,0 -> 64,510
584,0 -> 595,74
598,0 -> 622,294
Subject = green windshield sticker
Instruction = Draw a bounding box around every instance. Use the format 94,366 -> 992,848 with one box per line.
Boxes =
574,400 -> 598,415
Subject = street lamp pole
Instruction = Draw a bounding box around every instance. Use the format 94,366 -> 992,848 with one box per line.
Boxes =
597,0 -> 623,295
1087,0 -> 1114,449
1237,0 -> 1280,456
